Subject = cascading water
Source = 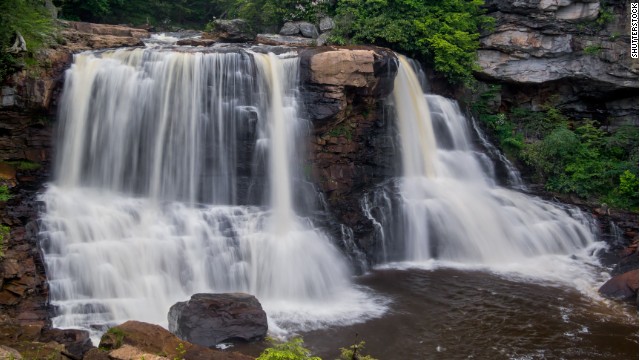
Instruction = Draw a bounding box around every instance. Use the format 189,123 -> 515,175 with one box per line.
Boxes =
40,47 -> 384,339
368,56 -> 605,289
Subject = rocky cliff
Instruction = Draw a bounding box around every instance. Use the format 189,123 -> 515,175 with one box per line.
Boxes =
476,0 -> 638,125
0,21 -> 149,359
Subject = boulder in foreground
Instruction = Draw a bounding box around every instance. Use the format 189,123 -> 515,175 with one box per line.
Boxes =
168,293 -> 268,347
99,320 -> 252,360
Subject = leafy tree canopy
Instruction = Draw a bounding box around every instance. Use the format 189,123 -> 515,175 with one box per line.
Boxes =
331,0 -> 493,83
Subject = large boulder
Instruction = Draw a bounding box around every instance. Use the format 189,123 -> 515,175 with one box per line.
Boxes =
598,269 -> 639,302
279,22 -> 301,36
298,22 -> 319,39
168,293 -> 267,347
319,17 -> 335,32
204,19 -> 255,42
279,21 -> 318,38
299,48 -> 398,125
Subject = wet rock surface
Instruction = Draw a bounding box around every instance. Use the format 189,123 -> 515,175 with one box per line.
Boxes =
598,269 -> 639,303
168,293 -> 268,347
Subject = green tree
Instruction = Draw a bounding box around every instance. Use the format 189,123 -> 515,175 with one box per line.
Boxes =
331,0 -> 492,83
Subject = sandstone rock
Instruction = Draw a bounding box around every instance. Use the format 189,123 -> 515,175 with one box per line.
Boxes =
308,49 -> 376,87
99,320 -> 252,360
555,1 -> 599,20
205,19 -> 255,42
168,293 -> 267,347
176,38 -> 218,46
256,34 -> 315,46
319,17 -> 335,32
66,21 -> 149,38
279,22 -> 300,36
598,269 -> 639,301
298,48 -> 397,127
108,345 -> 168,360
82,348 -> 110,360
1,259 -> 21,279
0,345 -> 22,359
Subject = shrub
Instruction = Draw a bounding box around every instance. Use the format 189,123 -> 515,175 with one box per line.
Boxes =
257,337 -> 321,360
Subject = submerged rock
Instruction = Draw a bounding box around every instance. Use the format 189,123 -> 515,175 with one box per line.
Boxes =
168,293 -> 268,347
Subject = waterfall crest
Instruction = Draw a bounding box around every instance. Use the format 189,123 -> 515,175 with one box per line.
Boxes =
41,48 -> 384,337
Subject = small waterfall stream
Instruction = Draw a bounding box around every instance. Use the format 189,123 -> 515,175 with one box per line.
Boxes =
40,48 -> 384,339
366,57 -> 605,290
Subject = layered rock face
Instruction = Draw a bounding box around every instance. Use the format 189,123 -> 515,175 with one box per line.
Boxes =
1,21 -> 147,111
477,0 -> 638,125
299,48 -> 398,263
0,21 -> 147,336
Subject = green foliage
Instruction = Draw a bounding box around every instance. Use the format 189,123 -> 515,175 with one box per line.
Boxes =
7,160 -> 41,171
219,0 -> 332,32
0,0 -> 56,81
473,87 -> 638,211
596,6 -> 614,27
0,225 -> 8,258
583,44 -> 601,55
332,0 -> 492,83
257,337 -> 321,360
172,342 -> 186,360
106,327 -> 125,348
326,123 -> 353,141
338,341 -> 377,360
0,185 -> 11,202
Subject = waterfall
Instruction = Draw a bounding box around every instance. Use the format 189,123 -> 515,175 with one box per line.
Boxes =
40,48 -> 384,339
370,56 -> 605,289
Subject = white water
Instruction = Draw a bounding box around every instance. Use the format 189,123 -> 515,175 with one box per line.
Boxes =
41,48 -> 384,340
373,56 -> 604,292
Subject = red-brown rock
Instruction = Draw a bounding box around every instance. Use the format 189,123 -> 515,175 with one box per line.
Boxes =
598,269 -> 639,302
100,320 -> 252,360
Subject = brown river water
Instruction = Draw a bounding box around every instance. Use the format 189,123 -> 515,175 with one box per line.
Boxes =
236,268 -> 638,360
